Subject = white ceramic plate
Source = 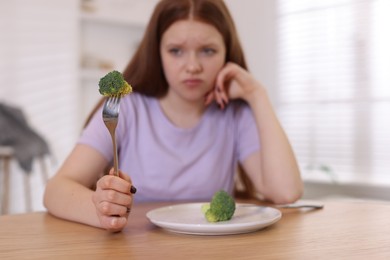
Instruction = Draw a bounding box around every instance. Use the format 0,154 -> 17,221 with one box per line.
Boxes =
146,203 -> 282,235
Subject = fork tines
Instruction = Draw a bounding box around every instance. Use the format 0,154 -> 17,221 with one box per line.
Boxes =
103,96 -> 120,119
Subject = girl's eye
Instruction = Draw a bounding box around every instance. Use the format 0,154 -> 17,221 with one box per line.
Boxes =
202,48 -> 216,56
169,48 -> 182,56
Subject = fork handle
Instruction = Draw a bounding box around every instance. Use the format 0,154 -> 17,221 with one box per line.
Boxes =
110,132 -> 137,193
110,131 -> 119,177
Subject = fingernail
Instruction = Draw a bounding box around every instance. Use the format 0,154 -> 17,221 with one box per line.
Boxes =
222,100 -> 229,109
130,185 -> 137,194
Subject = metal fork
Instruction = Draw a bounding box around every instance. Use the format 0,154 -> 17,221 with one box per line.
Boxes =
102,96 -> 137,194
102,96 -> 121,177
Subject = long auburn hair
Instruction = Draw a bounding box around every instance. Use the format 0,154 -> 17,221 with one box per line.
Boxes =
87,0 -> 256,199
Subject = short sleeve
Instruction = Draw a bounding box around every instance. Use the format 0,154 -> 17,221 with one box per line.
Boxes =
78,105 -> 113,162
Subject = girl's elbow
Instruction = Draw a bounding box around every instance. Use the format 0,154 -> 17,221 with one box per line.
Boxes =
283,187 -> 303,204
279,173 -> 305,204
271,183 -> 304,204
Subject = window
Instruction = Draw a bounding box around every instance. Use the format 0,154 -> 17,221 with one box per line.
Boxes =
276,0 -> 390,185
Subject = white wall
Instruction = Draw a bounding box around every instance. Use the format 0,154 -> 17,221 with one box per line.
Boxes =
225,0 -> 278,102
0,0 -> 80,214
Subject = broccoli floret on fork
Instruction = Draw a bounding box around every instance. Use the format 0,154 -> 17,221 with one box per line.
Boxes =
98,70 -> 132,97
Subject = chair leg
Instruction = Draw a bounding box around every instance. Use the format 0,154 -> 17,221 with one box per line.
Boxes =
2,156 -> 48,214
39,157 -> 49,184
1,157 -> 11,215
24,172 -> 32,213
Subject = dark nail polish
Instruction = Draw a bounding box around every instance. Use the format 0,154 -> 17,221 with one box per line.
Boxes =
130,185 -> 137,194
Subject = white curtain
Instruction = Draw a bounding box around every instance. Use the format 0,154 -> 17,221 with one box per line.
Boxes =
277,0 -> 390,185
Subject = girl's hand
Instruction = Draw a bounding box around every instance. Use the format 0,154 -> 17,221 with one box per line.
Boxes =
92,168 -> 134,232
205,62 -> 263,109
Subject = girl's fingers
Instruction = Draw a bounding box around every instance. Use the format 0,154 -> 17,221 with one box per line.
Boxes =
214,87 -> 224,108
97,176 -> 130,194
204,91 -> 215,106
100,215 -> 128,232
94,171 -> 134,232
117,170 -> 137,194
215,63 -> 235,91
211,61 -> 259,109
101,188 -> 132,206
205,88 -> 226,109
217,85 -> 229,105
217,62 -> 258,99
98,200 -> 130,216
101,169 -> 132,194
215,63 -> 241,105
220,62 -> 250,87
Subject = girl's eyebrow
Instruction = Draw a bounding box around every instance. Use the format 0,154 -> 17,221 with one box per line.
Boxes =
203,43 -> 219,48
164,41 -> 220,48
165,42 -> 183,47
163,42 -> 185,49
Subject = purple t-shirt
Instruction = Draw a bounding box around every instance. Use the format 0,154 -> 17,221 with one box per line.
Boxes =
79,93 -> 260,202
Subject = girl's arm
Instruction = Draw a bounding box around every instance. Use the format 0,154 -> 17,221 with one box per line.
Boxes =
209,62 -> 303,204
43,144 -> 133,232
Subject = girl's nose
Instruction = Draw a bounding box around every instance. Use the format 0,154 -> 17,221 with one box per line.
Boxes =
185,54 -> 202,74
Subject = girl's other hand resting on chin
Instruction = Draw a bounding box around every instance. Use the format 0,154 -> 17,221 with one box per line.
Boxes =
205,62 -> 262,109
92,168 -> 134,232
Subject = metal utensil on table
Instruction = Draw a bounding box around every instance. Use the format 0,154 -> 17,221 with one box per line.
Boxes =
238,200 -> 324,210
102,96 -> 136,194
275,200 -> 324,209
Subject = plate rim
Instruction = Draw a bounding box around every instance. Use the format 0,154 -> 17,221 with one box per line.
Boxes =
146,202 -> 282,235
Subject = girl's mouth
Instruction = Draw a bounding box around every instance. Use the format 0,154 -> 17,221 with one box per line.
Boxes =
183,79 -> 202,87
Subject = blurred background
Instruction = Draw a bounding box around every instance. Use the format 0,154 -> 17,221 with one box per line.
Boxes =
0,0 -> 389,214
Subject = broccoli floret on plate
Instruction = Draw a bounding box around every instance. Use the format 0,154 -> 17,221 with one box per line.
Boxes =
202,190 -> 236,222
98,70 -> 132,97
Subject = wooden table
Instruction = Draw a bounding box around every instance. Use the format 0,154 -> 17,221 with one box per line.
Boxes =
1,200 -> 390,259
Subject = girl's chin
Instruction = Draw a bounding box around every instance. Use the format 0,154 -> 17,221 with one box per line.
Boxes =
180,91 -> 208,102
167,88 -> 212,104
175,96 -> 205,106
184,96 -> 205,104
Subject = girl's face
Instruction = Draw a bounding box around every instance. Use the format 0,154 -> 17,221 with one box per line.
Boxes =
160,19 -> 226,103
